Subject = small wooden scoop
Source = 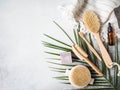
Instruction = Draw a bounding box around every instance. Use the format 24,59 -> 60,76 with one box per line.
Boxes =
72,45 -> 103,76
83,10 -> 113,68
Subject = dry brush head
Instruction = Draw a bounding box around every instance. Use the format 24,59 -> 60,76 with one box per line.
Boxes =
83,10 -> 100,33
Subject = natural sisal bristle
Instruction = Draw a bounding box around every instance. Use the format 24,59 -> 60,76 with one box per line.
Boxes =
69,65 -> 91,88
83,10 -> 100,33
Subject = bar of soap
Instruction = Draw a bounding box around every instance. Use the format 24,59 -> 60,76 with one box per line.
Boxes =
69,65 -> 91,88
60,52 -> 72,64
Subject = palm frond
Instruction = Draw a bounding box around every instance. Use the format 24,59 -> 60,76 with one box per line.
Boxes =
53,21 -> 75,45
44,34 -> 71,47
88,34 -> 99,66
73,29 -> 78,45
114,36 -> 119,88
42,41 -> 72,52
45,51 -> 60,56
47,61 -> 76,67
43,22 -> 119,90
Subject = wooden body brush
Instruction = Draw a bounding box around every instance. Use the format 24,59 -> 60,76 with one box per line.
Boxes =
72,45 -> 103,76
83,10 -> 113,68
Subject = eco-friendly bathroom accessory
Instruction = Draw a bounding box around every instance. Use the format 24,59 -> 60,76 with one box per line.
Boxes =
83,10 -> 113,68
60,52 -> 72,64
69,65 -> 93,88
72,45 -> 103,76
79,32 -> 102,61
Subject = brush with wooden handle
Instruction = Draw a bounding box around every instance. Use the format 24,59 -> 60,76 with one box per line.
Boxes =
83,10 -> 113,68
72,45 -> 103,76
79,32 -> 102,61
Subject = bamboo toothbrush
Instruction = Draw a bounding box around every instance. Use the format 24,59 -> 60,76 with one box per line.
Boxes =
79,32 -> 102,61
83,10 -> 113,68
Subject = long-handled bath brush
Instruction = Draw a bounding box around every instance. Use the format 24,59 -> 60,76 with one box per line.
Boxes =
83,10 -> 113,68
79,32 -> 102,61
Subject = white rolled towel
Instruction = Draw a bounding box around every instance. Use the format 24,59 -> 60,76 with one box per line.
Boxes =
58,0 -> 120,40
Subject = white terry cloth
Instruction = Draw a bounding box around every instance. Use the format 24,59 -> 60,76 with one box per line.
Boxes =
85,0 -> 120,40
58,0 -> 120,40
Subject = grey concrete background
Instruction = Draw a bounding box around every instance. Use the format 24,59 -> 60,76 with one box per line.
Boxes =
0,0 -> 69,90
0,0 -> 120,90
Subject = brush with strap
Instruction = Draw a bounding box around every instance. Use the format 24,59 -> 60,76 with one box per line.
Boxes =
79,32 -> 102,61
82,10 -> 113,69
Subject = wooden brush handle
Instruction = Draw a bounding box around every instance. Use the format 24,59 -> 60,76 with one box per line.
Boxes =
83,57 -> 103,76
79,32 -> 102,61
74,44 -> 88,57
83,38 -> 102,61
72,45 -> 103,76
95,33 -> 113,68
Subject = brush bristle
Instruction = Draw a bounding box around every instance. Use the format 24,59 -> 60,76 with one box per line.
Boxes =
83,10 -> 100,33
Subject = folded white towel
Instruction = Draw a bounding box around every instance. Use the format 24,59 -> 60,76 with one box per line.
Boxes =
58,0 -> 120,40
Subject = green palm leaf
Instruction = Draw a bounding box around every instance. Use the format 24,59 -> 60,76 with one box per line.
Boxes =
43,22 -> 119,90
53,21 -> 75,45
42,41 -> 72,52
44,34 -> 71,47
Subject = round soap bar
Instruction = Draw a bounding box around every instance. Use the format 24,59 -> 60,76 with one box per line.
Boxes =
69,65 -> 91,88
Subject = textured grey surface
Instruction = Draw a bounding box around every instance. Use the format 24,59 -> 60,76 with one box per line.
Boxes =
0,0 -> 120,90
0,0 -> 69,90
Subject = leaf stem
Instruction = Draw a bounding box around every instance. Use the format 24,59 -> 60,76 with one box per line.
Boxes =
53,21 -> 75,45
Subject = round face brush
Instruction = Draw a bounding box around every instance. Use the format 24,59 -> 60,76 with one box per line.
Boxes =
83,10 -> 113,68
69,65 -> 91,88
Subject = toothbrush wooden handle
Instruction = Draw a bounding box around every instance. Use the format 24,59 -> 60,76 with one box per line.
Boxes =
72,46 -> 103,76
95,33 -> 113,68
